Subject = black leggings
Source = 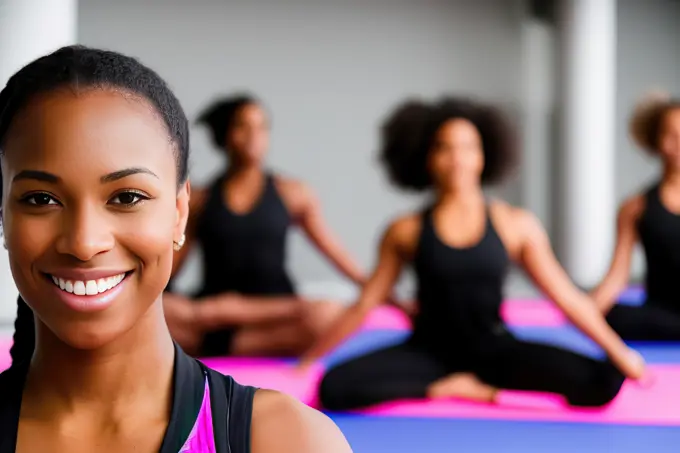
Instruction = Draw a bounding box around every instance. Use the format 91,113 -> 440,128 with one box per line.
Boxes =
319,334 -> 625,411
606,303 -> 680,341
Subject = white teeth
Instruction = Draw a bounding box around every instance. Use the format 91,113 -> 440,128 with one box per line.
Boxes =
97,279 -> 107,293
73,281 -> 85,296
85,281 -> 98,296
51,273 -> 126,296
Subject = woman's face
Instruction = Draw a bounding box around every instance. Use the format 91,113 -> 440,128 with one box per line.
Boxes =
0,89 -> 189,350
225,103 -> 270,165
659,107 -> 680,169
427,118 -> 484,192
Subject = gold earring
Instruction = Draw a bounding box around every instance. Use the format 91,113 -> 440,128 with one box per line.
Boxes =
173,233 -> 186,252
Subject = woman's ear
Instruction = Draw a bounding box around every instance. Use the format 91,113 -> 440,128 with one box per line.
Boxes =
175,180 -> 191,242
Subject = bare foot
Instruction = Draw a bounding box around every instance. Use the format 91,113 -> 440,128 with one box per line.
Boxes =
426,373 -> 498,403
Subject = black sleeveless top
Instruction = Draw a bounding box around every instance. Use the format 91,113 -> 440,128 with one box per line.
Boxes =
0,345 -> 256,453
637,183 -> 680,311
194,173 -> 295,298
411,206 -> 510,349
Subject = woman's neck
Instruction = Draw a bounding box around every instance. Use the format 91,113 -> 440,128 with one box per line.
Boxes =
662,166 -> 680,190
25,302 -> 175,416
226,161 -> 264,182
435,185 -> 486,208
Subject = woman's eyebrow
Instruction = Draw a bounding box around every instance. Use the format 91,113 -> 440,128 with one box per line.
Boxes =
12,167 -> 158,185
12,170 -> 59,184
100,167 -> 158,183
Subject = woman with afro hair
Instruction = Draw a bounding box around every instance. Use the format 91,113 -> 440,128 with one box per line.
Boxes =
163,94 -> 366,358
592,92 -> 680,340
299,96 -> 646,410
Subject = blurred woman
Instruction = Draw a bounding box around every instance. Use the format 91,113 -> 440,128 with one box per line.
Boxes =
300,96 -> 645,411
165,95 -> 365,357
593,92 -> 680,340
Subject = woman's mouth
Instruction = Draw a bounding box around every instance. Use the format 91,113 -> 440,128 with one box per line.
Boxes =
45,272 -> 131,296
42,271 -> 134,313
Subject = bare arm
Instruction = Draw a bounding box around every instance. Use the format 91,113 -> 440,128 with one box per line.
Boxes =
515,209 -> 644,379
590,196 -> 644,312
194,294 -> 303,328
283,180 -> 365,285
299,218 -> 414,364
252,390 -> 352,453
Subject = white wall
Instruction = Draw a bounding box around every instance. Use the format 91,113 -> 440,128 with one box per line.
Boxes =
520,19 -> 556,236
77,0 -> 525,298
0,0 -> 77,322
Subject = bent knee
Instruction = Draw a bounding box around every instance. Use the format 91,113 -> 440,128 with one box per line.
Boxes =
319,366 -> 359,411
567,366 -> 625,407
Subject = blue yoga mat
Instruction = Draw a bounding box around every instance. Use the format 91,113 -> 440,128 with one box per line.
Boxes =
320,327 -> 680,368
331,414 -> 680,453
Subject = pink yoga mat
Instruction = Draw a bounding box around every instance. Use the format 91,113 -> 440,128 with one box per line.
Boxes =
362,300 -> 566,331
0,339 -> 11,372
200,357 -> 323,407
362,306 -> 411,330
501,300 -> 566,326
198,361 -> 680,426
358,365 -> 680,426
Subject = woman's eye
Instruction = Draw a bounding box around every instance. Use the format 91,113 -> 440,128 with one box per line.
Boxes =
25,193 -> 58,206
110,191 -> 147,206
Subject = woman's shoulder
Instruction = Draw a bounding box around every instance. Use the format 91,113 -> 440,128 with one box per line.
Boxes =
250,389 -> 352,453
618,193 -> 646,221
385,212 -> 423,244
189,185 -> 210,212
203,366 -> 352,453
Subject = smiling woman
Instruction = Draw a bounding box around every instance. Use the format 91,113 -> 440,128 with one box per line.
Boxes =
0,46 -> 351,453
10,164 -> 160,313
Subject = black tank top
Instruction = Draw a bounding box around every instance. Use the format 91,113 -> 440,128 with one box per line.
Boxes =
195,173 -> 295,297
0,345 -> 255,453
637,183 -> 680,310
411,205 -> 509,349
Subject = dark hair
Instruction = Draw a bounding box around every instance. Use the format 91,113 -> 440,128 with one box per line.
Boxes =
196,94 -> 259,149
0,45 -> 190,367
629,91 -> 680,154
379,96 -> 517,191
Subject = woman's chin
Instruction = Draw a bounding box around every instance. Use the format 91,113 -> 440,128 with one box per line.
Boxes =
41,320 -> 134,353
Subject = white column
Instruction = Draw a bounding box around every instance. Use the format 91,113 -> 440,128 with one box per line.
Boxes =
0,0 -> 77,322
557,0 -> 617,288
